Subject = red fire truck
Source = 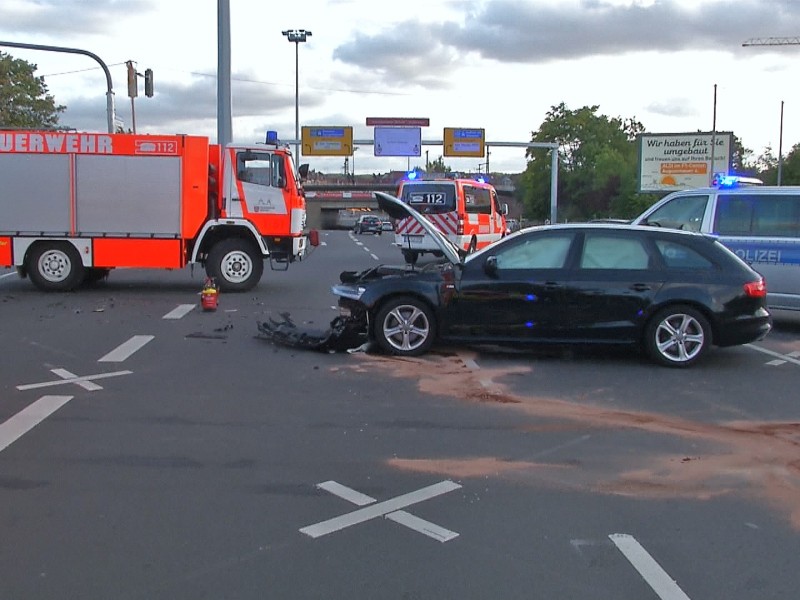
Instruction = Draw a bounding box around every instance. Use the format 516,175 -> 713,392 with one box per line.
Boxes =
0,130 -> 315,291
393,174 -> 508,264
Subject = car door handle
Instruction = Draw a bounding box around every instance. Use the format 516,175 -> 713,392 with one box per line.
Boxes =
629,283 -> 652,292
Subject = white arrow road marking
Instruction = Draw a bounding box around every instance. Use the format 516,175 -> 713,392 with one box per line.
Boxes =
0,395 -> 73,453
301,480 -> 461,541
16,369 -> 132,391
610,534 -> 692,600
98,335 -> 154,362
163,304 -> 196,320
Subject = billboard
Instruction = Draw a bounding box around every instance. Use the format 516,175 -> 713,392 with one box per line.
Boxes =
374,127 -> 421,157
638,132 -> 733,192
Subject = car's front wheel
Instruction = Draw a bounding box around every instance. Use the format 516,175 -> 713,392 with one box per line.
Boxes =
374,296 -> 436,356
644,305 -> 711,367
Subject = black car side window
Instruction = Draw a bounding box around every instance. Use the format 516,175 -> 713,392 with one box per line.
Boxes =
495,234 -> 573,269
655,239 -> 713,269
580,234 -> 650,269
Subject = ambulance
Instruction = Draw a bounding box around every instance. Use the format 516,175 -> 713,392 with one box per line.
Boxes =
0,130 -> 314,292
393,174 -> 508,264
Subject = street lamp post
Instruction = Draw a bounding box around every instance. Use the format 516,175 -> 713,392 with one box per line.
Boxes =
281,29 -> 311,162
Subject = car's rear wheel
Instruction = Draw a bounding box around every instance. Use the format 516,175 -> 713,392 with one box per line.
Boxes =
374,296 -> 436,356
644,305 -> 711,367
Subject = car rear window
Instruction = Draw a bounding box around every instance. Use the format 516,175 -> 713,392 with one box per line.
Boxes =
400,183 -> 457,214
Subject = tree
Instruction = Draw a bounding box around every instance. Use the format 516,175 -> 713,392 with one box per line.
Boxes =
519,103 -> 648,222
426,155 -> 451,174
0,51 -> 65,129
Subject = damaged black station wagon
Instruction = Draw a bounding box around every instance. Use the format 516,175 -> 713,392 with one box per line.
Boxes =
332,193 -> 772,367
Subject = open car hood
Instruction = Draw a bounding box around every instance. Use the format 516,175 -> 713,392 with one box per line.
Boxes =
374,191 -> 462,265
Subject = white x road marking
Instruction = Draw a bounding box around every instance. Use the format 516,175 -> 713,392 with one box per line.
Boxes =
300,480 -> 461,542
16,368 -> 132,392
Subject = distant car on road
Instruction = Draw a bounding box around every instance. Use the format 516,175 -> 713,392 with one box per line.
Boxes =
332,192 -> 772,367
381,219 -> 394,231
353,214 -> 383,235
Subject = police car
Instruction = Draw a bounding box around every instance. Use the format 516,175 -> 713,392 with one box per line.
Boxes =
632,175 -> 800,311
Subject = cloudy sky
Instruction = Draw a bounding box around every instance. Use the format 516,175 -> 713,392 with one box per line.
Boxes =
2,0 -> 799,174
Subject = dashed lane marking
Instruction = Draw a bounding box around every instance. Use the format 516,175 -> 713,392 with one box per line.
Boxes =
163,304 -> 196,319
0,395 -> 73,453
610,534 -> 692,600
98,335 -> 154,362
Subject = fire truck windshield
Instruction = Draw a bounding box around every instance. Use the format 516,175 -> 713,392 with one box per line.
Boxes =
400,183 -> 457,214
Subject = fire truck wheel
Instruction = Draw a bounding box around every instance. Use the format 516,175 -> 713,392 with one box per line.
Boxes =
402,250 -> 418,265
207,238 -> 263,292
374,296 -> 436,356
27,243 -> 85,292
467,237 -> 478,254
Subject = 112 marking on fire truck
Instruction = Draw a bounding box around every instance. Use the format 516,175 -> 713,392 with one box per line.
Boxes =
0,130 -> 316,292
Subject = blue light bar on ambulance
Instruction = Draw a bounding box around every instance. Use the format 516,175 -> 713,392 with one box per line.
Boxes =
712,173 -> 763,188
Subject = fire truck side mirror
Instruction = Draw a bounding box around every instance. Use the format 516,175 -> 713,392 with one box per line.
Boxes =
298,163 -> 309,181
144,69 -> 154,97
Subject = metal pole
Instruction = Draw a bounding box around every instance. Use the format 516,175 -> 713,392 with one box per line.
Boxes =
0,40 -> 116,132
294,40 -> 300,160
778,100 -> 785,186
709,83 -> 717,185
217,0 -> 233,148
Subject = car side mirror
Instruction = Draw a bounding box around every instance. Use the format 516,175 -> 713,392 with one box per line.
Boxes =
484,255 -> 498,277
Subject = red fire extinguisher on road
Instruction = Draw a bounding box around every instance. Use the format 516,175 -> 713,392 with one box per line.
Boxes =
200,277 -> 219,311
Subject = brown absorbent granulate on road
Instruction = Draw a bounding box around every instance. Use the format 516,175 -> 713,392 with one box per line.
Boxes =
342,351 -> 800,529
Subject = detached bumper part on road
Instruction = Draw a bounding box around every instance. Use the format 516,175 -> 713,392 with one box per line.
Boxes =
257,313 -> 368,352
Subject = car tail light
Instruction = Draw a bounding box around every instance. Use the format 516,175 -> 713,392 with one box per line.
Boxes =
744,278 -> 767,298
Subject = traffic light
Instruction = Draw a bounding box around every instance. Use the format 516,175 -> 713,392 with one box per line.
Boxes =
126,61 -> 137,98
144,69 -> 154,97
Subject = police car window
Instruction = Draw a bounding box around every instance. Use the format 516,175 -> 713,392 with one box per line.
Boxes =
495,234 -> 573,269
580,234 -> 650,270
465,186 -> 492,215
401,183 -> 457,214
655,240 -> 713,269
646,195 -> 708,231
715,194 -> 800,237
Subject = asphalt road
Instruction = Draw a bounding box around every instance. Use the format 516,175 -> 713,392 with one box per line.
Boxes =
1,230 -> 799,600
